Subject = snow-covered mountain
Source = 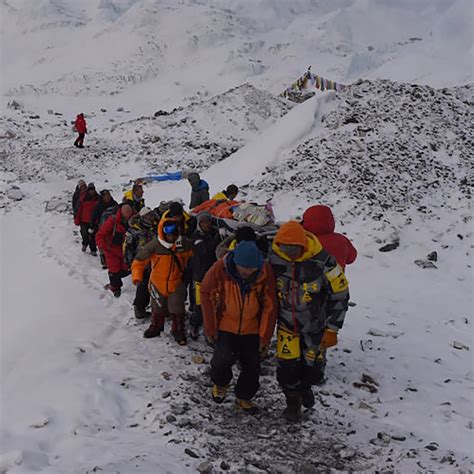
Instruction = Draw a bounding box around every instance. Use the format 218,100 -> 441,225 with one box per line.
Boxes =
2,0 -> 473,114
0,1 -> 473,473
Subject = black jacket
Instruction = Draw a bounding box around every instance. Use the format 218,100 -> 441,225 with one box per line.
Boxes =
192,228 -> 220,282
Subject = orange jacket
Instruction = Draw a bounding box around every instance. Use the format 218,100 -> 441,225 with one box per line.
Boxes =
201,254 -> 278,344
131,219 -> 193,297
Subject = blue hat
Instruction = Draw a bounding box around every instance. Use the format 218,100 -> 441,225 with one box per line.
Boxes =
233,241 -> 262,269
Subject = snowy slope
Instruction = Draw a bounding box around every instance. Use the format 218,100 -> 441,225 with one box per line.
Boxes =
1,77 -> 473,472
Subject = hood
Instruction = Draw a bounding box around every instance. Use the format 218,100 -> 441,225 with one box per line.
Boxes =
197,211 -> 213,232
188,172 -> 200,188
302,205 -> 335,235
157,218 -> 180,249
272,221 -> 323,262
197,179 -> 209,191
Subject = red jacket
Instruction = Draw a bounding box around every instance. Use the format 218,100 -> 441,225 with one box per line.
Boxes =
75,114 -> 87,134
95,208 -> 128,273
302,205 -> 357,270
74,194 -> 99,225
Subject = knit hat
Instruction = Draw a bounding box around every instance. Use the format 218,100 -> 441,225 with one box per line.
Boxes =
87,182 -> 95,190
78,179 -> 86,187
139,206 -> 152,217
274,221 -> 307,250
225,184 -> 238,197
233,241 -> 262,269
168,201 -> 184,217
235,226 -> 256,243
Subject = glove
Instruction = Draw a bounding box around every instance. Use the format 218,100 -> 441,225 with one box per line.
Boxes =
259,342 -> 269,359
132,279 -> 142,286
206,335 -> 216,346
218,227 -> 230,237
320,328 -> 338,349
88,227 -> 95,234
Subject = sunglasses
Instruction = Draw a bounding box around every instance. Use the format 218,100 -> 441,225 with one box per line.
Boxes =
163,222 -> 178,235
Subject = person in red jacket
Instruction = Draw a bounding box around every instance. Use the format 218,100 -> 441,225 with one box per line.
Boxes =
96,204 -> 133,297
74,113 -> 87,148
74,183 -> 100,255
301,205 -> 357,270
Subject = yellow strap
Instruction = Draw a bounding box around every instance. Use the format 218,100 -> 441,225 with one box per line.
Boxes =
276,326 -> 301,360
195,282 -> 201,305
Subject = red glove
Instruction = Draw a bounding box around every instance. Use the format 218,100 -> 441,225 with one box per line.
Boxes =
320,328 -> 338,349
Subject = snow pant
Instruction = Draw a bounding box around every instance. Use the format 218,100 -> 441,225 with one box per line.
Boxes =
108,269 -> 130,292
74,133 -> 85,147
277,349 -> 326,393
80,223 -> 97,252
133,267 -> 150,310
189,281 -> 202,328
148,283 -> 186,333
211,331 -> 260,401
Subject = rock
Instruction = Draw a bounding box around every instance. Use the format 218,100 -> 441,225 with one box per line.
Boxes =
48,109 -> 53,115
197,461 -> 213,473
453,341 -> 469,351
192,354 -> 204,364
414,259 -> 437,269
339,448 -> 357,460
391,435 -> 407,442
7,187 -> 24,201
30,417 -> 49,428
220,461 -> 230,470
154,110 -> 169,117
166,414 -> 176,423
161,371 -> 172,380
376,432 -> 391,444
117,107 -> 124,112
425,442 -> 439,451
427,251 -> 438,262
45,197 -> 69,213
379,241 -> 399,252
3,129 -> 16,139
184,448 -> 200,459
7,100 -> 22,110
162,391 -> 171,399
358,401 -> 375,411
362,373 -> 379,386
177,417 -> 191,428
353,381 -> 378,394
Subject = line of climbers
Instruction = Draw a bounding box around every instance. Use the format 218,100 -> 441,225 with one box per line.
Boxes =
72,173 -> 357,420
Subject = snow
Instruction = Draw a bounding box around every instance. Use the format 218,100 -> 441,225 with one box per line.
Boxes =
0,0 -> 473,472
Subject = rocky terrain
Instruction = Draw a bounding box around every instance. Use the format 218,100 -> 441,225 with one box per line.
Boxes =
252,79 -> 473,228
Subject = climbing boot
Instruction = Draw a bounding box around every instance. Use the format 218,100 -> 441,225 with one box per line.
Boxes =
134,306 -> 147,320
171,314 -> 187,346
301,388 -> 315,408
284,391 -> 302,421
190,325 -> 199,341
211,385 -> 228,404
143,312 -> 165,338
235,398 -> 258,414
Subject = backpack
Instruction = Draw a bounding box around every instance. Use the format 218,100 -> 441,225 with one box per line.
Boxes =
99,205 -> 119,227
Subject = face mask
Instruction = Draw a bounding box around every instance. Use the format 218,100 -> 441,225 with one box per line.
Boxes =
279,244 -> 303,260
